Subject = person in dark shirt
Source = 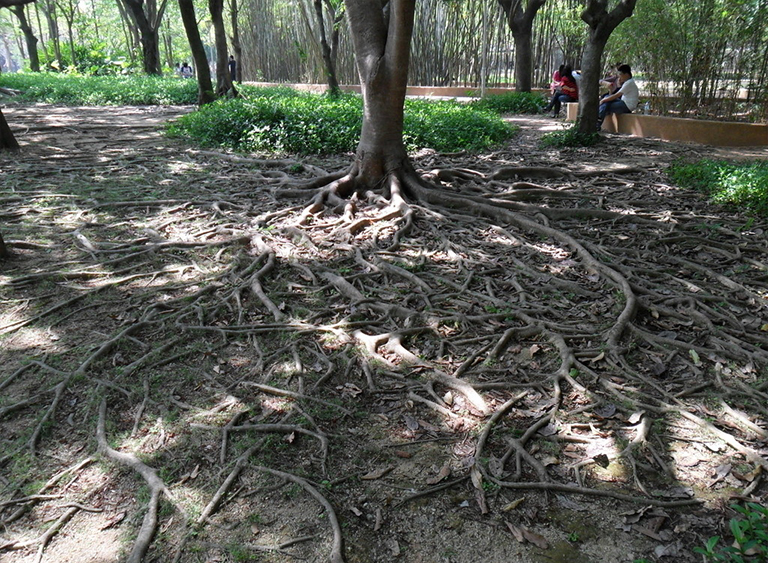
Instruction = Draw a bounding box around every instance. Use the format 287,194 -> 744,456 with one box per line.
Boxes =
228,56 -> 237,83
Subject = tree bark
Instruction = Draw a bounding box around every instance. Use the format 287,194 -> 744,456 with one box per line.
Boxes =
0,107 -> 20,151
342,0 -> 416,192
40,0 -> 62,68
313,0 -> 340,96
209,0 -> 235,95
9,5 -> 40,71
121,0 -> 168,75
229,0 -> 242,81
0,231 -> 8,259
177,0 -> 215,104
498,0 -> 546,92
577,0 -> 638,134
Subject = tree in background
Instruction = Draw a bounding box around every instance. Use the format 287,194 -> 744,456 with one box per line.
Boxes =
56,0 -> 78,68
178,0 -> 215,104
7,3 -> 39,71
209,0 -> 235,95
497,0 -> 546,92
577,0 -> 637,134
119,0 -> 168,74
310,0 -> 344,96
39,0 -> 63,68
229,0 -> 242,81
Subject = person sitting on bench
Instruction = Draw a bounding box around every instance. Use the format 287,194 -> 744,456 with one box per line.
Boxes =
597,64 -> 639,130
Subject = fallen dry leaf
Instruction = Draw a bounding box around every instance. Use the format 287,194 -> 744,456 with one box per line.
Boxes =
521,527 -> 549,549
501,498 -> 524,512
505,521 -> 524,542
361,466 -> 393,480
470,465 -> 483,490
99,511 -> 126,530
425,462 -> 451,485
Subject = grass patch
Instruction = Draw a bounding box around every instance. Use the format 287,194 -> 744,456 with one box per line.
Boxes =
168,90 -> 517,155
668,159 -> 768,216
1,73 -> 199,105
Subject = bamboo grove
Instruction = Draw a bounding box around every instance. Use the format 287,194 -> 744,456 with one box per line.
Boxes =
0,0 -> 766,119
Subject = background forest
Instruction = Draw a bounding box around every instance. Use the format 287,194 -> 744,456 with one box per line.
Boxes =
0,0 -> 766,121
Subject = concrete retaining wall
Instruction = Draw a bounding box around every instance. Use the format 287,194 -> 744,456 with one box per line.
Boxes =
564,102 -> 767,147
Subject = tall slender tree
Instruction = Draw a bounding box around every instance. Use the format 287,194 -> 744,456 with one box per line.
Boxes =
120,0 -> 169,74
209,0 -> 235,94
497,0 -> 546,92
229,0 -> 242,81
177,0 -> 215,104
8,3 -> 39,71
311,0 -> 344,96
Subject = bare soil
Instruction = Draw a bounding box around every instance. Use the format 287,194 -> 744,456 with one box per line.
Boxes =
1,104 -> 767,563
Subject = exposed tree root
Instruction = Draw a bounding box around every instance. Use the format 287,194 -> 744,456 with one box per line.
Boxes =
3,107 -> 767,563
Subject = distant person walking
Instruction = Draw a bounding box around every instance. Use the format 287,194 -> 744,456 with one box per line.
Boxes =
597,63 -> 639,130
228,55 -> 237,83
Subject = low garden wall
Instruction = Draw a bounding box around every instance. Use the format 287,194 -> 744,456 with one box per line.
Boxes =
565,103 -> 767,147
601,113 -> 768,146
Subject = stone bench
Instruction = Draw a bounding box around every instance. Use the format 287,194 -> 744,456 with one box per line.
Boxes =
602,113 -> 768,146
565,102 -> 580,121
564,103 -> 767,147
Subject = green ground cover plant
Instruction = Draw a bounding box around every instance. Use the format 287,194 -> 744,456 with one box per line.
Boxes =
169,91 -> 517,155
694,503 -> 768,563
669,159 -> 768,216
540,124 -> 602,148
0,73 -> 198,105
471,91 -> 546,114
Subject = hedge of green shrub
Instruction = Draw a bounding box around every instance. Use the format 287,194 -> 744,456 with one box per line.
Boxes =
471,91 -> 546,114
168,92 -> 517,155
669,159 -> 768,216
0,73 -> 198,105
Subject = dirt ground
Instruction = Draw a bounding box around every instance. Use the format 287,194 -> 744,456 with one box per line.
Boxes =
1,104 -> 767,563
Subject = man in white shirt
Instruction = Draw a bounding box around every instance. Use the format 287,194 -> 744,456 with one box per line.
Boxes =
597,64 -> 639,130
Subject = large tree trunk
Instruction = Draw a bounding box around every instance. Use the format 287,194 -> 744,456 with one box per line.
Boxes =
498,0 -> 546,93
9,5 -> 40,71
0,231 -> 8,259
138,23 -> 162,74
178,0 -> 215,104
577,0 -> 637,134
343,0 -> 415,192
512,30 -> 534,92
0,108 -> 20,150
209,0 -> 235,95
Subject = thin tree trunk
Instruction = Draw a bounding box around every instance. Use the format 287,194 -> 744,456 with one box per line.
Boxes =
209,0 -> 235,95
313,0 -> 340,95
229,0 -> 242,81
10,5 -> 40,71
178,0 -> 215,104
